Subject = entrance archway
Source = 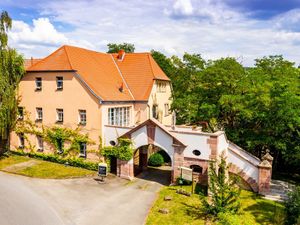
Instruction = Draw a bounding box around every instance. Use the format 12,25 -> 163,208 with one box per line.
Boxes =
133,144 -> 172,177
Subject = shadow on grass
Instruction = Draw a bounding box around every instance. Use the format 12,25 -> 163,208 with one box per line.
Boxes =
243,200 -> 285,224
181,202 -> 206,220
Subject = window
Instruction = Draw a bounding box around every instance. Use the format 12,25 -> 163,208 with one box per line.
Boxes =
79,110 -> 86,125
35,77 -> 42,90
37,136 -> 43,151
157,81 -> 166,93
192,149 -> 201,156
108,107 -> 130,126
18,133 -> 25,148
79,142 -> 87,158
56,77 -> 63,90
36,107 -> 43,121
56,109 -> 63,123
109,140 -> 116,146
152,105 -> 158,119
164,103 -> 170,116
18,107 -> 24,120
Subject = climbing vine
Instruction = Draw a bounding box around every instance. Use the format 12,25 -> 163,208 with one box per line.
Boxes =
102,138 -> 133,161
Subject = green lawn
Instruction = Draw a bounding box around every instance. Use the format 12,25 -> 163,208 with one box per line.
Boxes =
0,154 -> 96,179
146,185 -> 285,225
0,154 -> 30,169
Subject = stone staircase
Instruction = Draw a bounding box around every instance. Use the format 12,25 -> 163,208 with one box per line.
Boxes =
263,180 -> 295,202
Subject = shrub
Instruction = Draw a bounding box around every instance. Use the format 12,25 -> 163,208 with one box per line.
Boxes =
284,186 -> 300,225
148,153 -> 164,167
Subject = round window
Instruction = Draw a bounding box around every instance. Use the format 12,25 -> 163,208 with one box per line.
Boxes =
109,140 -> 116,146
192,150 -> 201,156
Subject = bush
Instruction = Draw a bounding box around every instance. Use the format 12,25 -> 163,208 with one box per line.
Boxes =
284,186 -> 300,225
148,153 -> 164,167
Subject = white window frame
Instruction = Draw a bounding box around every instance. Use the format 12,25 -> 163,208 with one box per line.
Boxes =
79,142 -> 87,158
35,77 -> 42,90
108,107 -> 130,127
19,133 -> 25,148
164,103 -> 170,116
56,108 -> 64,123
79,110 -> 87,125
56,76 -> 63,90
36,107 -> 43,121
37,136 -> 44,151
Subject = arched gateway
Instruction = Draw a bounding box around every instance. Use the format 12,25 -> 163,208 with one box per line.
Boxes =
104,119 -> 273,194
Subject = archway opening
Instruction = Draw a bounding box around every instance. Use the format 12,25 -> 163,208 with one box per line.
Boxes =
133,144 -> 172,185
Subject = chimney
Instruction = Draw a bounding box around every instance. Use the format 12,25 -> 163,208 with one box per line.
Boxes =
31,57 -> 33,66
119,82 -> 124,92
118,49 -> 125,60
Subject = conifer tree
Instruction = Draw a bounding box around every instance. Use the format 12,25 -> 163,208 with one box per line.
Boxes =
201,154 -> 241,215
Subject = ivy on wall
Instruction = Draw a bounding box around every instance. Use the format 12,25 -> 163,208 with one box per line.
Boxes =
15,114 -> 95,158
102,138 -> 133,161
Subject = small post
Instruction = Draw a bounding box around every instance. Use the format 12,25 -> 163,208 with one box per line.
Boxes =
191,168 -> 194,194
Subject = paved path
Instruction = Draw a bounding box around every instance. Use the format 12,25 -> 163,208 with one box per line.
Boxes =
0,167 -> 170,225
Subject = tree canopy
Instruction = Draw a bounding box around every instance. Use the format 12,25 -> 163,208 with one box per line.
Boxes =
152,50 -> 300,175
107,42 -> 135,53
0,11 -> 24,154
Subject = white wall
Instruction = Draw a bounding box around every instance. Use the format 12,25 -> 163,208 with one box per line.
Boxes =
154,127 -> 174,159
227,148 -> 259,182
171,132 -> 211,160
103,126 -> 131,146
131,126 -> 148,149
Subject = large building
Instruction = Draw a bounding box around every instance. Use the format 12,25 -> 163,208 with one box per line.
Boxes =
11,45 -> 173,157
11,45 -> 273,194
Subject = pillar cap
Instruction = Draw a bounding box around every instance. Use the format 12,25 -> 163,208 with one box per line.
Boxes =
262,151 -> 273,162
259,160 -> 272,168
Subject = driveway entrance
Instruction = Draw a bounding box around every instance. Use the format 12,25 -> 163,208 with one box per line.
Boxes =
0,171 -> 166,225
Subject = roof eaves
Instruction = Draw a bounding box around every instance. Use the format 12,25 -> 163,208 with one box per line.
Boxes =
73,72 -> 104,104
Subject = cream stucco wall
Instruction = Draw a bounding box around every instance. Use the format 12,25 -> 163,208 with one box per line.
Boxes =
11,71 -> 102,157
147,80 -> 172,125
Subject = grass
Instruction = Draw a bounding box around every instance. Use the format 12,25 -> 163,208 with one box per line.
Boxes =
146,185 -> 285,225
0,154 -> 30,169
0,154 -> 96,179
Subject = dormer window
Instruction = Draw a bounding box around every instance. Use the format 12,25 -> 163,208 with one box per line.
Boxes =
56,76 -> 63,90
35,77 -> 42,90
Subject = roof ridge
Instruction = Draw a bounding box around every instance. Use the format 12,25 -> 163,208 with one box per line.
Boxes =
63,46 -> 74,70
110,55 -> 135,100
147,53 -> 156,79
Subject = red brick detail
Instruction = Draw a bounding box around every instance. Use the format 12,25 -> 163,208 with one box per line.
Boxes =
183,157 -> 209,185
146,125 -> 156,145
172,145 -> 185,183
117,159 -> 134,180
207,136 -> 218,160
258,165 -> 272,194
229,164 -> 259,192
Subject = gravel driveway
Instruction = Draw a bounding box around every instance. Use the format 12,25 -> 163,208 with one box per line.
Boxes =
0,168 -> 170,225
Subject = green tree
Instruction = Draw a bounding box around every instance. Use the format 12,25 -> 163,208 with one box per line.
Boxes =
201,155 -> 241,215
107,42 -> 135,53
0,11 -> 24,154
284,186 -> 300,225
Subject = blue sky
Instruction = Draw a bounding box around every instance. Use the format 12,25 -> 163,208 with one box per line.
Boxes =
2,0 -> 300,65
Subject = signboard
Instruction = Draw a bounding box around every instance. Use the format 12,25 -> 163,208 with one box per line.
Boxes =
98,163 -> 108,177
178,166 -> 193,181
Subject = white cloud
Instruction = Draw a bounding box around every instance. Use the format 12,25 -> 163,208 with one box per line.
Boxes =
7,0 -> 300,65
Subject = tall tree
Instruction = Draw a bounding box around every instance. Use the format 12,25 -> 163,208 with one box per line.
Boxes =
107,42 -> 135,53
0,11 -> 24,154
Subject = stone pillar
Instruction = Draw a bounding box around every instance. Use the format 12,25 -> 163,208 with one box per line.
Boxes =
172,144 -> 185,183
117,159 -> 134,180
258,160 -> 272,194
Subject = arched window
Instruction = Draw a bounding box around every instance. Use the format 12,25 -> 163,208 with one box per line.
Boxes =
190,165 -> 203,173
192,149 -> 201,156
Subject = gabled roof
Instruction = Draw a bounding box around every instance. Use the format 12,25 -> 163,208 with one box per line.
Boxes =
26,45 -> 170,102
121,118 -> 186,147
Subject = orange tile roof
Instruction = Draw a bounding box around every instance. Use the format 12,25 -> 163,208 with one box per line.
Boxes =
27,45 -> 170,101
24,58 -> 42,70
